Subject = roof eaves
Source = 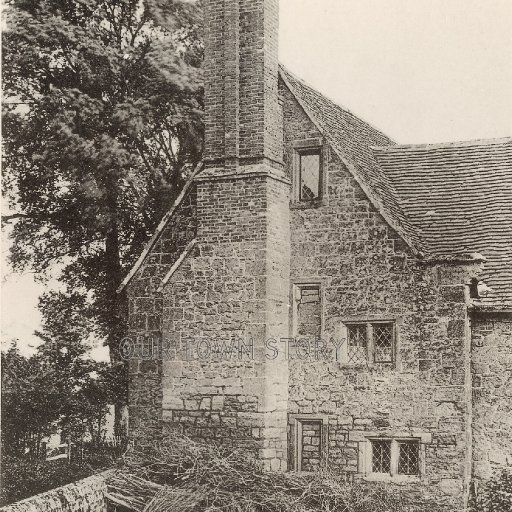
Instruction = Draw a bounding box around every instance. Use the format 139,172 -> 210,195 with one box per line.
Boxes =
469,303 -> 512,314
419,252 -> 487,265
371,136 -> 512,152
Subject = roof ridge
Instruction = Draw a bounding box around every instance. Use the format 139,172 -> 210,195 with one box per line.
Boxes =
372,137 -> 512,152
278,64 -> 396,145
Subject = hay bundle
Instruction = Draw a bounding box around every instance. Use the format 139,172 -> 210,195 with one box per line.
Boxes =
105,433 -> 447,512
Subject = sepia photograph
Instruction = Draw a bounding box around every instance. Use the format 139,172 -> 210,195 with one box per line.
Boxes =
1,0 -> 511,510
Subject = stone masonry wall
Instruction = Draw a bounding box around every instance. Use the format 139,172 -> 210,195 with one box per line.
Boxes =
0,473 -> 108,512
127,189 -> 197,445
471,313 -> 512,482
159,171 -> 290,470
281,79 -> 477,509
300,420 -> 323,472
151,0 -> 291,471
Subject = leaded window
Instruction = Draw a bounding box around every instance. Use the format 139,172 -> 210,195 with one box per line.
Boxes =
373,323 -> 394,362
369,438 -> 421,477
371,440 -> 392,473
347,324 -> 368,364
398,441 -> 420,475
342,321 -> 396,364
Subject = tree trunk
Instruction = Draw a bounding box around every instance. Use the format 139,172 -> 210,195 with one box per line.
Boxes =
104,177 -> 129,435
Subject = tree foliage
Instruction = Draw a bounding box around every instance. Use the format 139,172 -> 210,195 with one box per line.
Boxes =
1,342 -> 58,457
1,334 -> 119,458
2,0 -> 204,367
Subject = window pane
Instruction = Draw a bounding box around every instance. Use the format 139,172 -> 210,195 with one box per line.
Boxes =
371,440 -> 391,473
296,286 -> 321,339
398,441 -> 420,475
373,323 -> 393,362
300,152 -> 320,201
347,324 -> 368,364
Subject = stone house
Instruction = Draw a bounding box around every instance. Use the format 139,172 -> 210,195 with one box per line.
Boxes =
118,0 -> 512,509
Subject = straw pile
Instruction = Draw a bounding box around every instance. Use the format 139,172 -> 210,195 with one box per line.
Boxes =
105,433 -> 447,512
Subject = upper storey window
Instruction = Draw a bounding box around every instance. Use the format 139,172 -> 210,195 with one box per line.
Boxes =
299,150 -> 321,201
292,146 -> 323,204
343,321 -> 395,365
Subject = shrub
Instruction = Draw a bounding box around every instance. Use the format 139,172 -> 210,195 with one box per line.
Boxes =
0,456 -> 91,506
0,445 -> 121,506
472,470 -> 512,512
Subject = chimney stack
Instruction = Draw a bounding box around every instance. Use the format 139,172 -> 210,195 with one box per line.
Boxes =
162,0 -> 290,471
203,0 -> 283,167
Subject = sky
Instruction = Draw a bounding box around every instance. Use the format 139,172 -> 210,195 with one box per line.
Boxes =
2,0 -> 511,359
279,0 -> 512,143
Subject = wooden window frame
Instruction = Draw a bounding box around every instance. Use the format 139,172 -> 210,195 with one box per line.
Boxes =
291,139 -> 326,206
298,148 -> 322,202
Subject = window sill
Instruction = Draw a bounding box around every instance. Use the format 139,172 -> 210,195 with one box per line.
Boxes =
290,199 -> 327,210
363,473 -> 421,484
336,362 -> 397,370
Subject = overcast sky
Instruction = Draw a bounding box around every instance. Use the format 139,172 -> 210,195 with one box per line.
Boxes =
2,0 -> 511,358
280,0 -> 512,143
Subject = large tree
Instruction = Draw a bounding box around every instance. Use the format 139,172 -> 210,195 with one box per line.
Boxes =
2,0 -> 204,422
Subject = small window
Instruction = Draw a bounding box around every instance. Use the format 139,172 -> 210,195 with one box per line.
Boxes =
373,323 -> 393,363
369,438 -> 420,477
398,441 -> 420,475
371,440 -> 392,473
294,284 -> 321,339
347,324 -> 368,364
344,322 -> 395,364
297,149 -> 321,202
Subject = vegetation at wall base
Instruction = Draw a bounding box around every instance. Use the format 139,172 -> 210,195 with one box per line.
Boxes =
106,433 -> 450,512
470,470 -> 512,512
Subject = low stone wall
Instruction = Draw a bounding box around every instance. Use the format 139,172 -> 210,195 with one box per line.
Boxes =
0,472 -> 109,512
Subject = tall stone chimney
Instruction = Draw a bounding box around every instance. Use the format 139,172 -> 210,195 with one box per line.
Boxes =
203,0 -> 283,168
161,0 -> 290,470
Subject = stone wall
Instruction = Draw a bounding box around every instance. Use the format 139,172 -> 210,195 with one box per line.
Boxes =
159,170 -> 290,471
127,187 -> 197,444
300,420 -> 323,472
471,313 -> 512,481
149,0 -> 292,471
0,473 -> 107,512
281,79 -> 477,509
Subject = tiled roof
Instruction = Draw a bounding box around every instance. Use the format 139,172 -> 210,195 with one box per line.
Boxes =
374,139 -> 512,309
279,65 -> 426,255
121,66 -> 511,310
